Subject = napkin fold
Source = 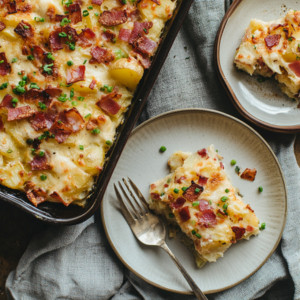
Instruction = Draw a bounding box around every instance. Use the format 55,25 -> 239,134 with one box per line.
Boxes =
6,0 -> 300,299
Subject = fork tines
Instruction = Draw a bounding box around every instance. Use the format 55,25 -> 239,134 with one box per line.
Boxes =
114,178 -> 149,223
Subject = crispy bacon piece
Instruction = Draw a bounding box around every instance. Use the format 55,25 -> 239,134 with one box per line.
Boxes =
175,176 -> 186,184
170,197 -> 186,209
7,106 -> 36,121
68,3 -> 82,24
118,28 -> 131,42
132,50 -> 151,69
179,206 -> 190,222
102,30 -> 116,43
14,21 -> 34,38
96,91 -> 121,115
0,52 -> 11,76
66,65 -> 85,84
264,34 -> 281,49
289,61 -> 300,77
197,148 -> 207,158
50,121 -> 73,143
183,182 -> 203,201
7,0 -> 17,14
78,28 -> 96,47
129,21 -> 153,44
240,168 -> 257,181
198,199 -> 210,212
26,188 -> 48,206
50,191 -> 69,206
31,45 -> 46,62
44,87 -> 62,98
30,154 -> 51,171
90,46 -> 115,64
0,94 -> 14,108
198,175 -> 208,186
89,79 -> 97,90
30,112 -> 48,131
99,10 -> 128,26
55,14 -> 65,22
151,0 -> 160,4
92,0 -> 103,4
0,22 -> 6,31
150,192 -> 160,201
49,26 -> 78,51
231,226 -> 246,240
198,210 -> 217,227
134,36 -> 157,56
86,119 -> 98,130
24,89 -> 43,101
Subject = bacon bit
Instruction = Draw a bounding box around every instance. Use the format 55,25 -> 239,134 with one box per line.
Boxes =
175,176 -> 186,184
164,184 -> 169,187
179,206 -> 190,222
50,121 -> 72,143
247,225 -> 254,232
150,0 -> 160,4
92,0 -> 103,4
49,30 -> 63,51
150,192 -> 160,200
44,87 -> 62,98
30,155 -> 51,171
198,175 -> 208,186
246,204 -> 254,213
78,28 -> 96,47
7,0 -> 17,14
134,36 -> 157,56
30,112 -> 48,131
61,108 -> 84,132
219,162 -> 224,169
0,118 -> 4,131
49,26 -> 78,51
24,89 -> 43,101
90,46 -> 115,64
289,61 -> 300,77
55,14 -> 65,22
7,106 -> 36,121
0,94 -> 14,108
14,21 -> 34,38
240,168 -> 257,181
183,182 -> 203,201
217,209 -> 226,217
198,199 -> 210,212
264,34 -> 281,49
17,3 -> 31,12
32,45 -> 46,62
89,79 -> 97,90
96,91 -> 121,115
68,3 -> 82,24
46,6 -> 57,21
86,118 -> 98,130
269,23 -> 283,33
171,197 -> 186,209
0,22 -> 6,31
99,10 -> 128,27
66,65 -> 85,84
197,148 -> 207,158
168,194 -> 174,201
102,30 -> 116,43
198,210 -> 217,227
118,28 -> 131,42
231,226 -> 246,240
0,52 -> 11,76
26,188 -> 47,206
131,50 -> 151,69
50,191 -> 69,206
129,21 -> 153,45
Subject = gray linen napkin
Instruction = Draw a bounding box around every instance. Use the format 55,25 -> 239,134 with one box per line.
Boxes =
6,0 -> 300,299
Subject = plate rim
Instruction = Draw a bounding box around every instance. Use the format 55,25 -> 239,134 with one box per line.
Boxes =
214,0 -> 300,133
101,108 -> 287,295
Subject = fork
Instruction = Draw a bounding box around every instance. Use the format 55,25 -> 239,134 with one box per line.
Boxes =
114,177 -> 208,300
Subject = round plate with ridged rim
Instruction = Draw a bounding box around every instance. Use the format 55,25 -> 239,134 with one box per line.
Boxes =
101,109 -> 286,294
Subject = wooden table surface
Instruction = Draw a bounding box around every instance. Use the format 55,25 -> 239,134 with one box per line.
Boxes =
1,135 -> 299,300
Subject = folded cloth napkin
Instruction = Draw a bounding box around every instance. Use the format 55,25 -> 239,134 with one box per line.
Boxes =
6,0 -> 300,299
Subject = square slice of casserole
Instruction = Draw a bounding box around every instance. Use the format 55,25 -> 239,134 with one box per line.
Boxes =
149,146 -> 259,265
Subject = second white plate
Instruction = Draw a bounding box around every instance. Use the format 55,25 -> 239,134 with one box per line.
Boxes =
101,109 -> 286,294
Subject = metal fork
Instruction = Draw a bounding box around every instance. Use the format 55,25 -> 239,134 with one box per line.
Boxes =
114,177 -> 208,300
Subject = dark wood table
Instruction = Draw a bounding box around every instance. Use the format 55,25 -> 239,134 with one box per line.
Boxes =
1,136 -> 299,300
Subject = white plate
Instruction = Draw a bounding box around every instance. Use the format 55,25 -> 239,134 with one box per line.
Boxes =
101,109 -> 286,294
215,0 -> 300,132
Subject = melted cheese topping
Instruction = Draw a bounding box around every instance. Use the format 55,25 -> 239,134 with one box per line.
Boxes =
0,0 -> 176,206
149,146 -> 259,264
234,10 -> 300,99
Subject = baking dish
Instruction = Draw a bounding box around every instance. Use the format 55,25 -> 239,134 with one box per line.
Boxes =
0,0 -> 194,225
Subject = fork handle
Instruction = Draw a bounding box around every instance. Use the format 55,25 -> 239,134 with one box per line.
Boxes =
160,242 -> 208,300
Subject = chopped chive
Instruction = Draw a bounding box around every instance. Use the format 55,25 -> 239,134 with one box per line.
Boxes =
7,149 -> 13,153
106,140 -> 112,146
83,10 -> 89,17
182,187 -> 188,192
40,174 -> 47,181
230,159 -> 236,166
235,166 -> 240,174
191,230 -> 196,235
225,188 -> 230,193
67,60 -> 73,66
23,25 -> 29,29
39,150 -> 45,157
0,82 -> 8,90
221,196 -> 228,202
70,88 -> 74,98
91,128 -> 100,134
258,186 -> 263,193
11,98 -> 18,107
38,102 -> 47,110
83,59 -> 87,64
59,32 -> 67,37
192,201 -> 199,207
173,188 -> 179,194
84,113 -> 91,118
34,17 -> 45,22
71,101 -> 77,106
27,55 -> 34,61
195,188 -> 200,193
11,58 -> 17,63
208,200 -> 212,205
159,146 -> 166,153
0,60 -> 4,64
88,5 -> 93,9
77,96 -> 85,101
160,192 -> 165,196
43,63 -> 54,75
79,145 -> 84,150
60,17 -> 71,26
195,233 -> 201,239
30,82 -> 40,89
94,12 -> 99,16
259,222 -> 266,230
223,203 -> 228,210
